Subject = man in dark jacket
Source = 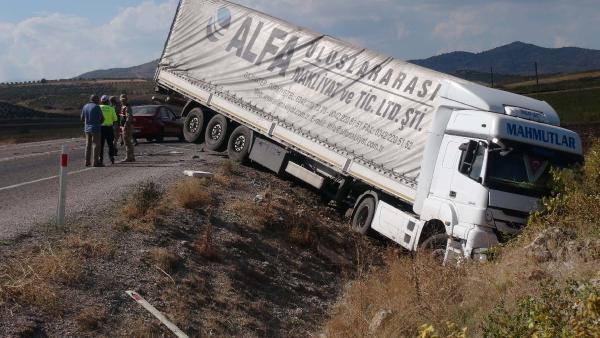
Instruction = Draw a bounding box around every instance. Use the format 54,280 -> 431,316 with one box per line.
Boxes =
81,95 -> 104,167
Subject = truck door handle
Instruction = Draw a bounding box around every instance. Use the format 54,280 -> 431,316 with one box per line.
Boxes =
449,191 -> 457,198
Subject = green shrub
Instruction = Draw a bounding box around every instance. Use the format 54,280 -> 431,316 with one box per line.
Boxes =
483,282 -> 600,338
526,141 -> 600,242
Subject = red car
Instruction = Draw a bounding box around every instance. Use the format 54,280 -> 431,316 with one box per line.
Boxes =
132,105 -> 184,142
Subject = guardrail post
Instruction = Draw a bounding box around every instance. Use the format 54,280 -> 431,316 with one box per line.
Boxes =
57,145 -> 68,228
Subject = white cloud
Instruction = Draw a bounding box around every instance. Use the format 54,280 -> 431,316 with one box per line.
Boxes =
2,0 -> 600,81
0,0 -> 177,82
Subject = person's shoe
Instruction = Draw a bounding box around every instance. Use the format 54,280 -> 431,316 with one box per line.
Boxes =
85,164 -> 91,167
93,163 -> 105,167
110,157 -> 115,165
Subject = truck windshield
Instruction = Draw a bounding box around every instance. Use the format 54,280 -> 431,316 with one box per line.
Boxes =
486,140 -> 582,197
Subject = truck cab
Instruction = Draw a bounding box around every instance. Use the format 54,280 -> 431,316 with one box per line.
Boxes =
417,82 -> 583,261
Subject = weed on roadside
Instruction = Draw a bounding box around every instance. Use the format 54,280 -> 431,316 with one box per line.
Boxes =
171,178 -> 213,210
146,247 -> 181,274
122,181 -> 164,219
75,305 -> 108,331
193,221 -> 219,260
0,243 -> 85,312
212,160 -> 239,187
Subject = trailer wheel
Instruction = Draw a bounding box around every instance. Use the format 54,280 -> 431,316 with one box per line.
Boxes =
204,115 -> 230,151
352,197 -> 376,235
183,108 -> 205,144
228,125 -> 253,163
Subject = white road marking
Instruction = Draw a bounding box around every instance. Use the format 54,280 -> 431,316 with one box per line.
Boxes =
0,147 -> 86,163
0,167 -> 95,192
0,138 -> 82,151
0,143 -> 196,193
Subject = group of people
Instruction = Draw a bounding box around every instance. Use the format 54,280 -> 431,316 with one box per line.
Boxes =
80,94 -> 136,167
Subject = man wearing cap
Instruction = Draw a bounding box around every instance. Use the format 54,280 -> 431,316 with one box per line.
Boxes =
80,95 -> 104,167
99,95 -> 118,165
109,96 -> 122,155
119,94 -> 136,162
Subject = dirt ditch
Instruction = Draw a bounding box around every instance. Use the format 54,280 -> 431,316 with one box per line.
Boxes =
0,157 -> 383,337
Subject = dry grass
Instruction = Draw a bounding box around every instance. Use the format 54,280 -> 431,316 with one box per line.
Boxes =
63,235 -> 112,258
212,160 -> 238,187
170,178 -> 213,210
504,70 -> 600,88
118,318 -> 165,337
227,189 -> 320,248
121,181 -> 164,220
326,142 -> 600,336
286,210 -> 317,247
227,191 -> 280,231
147,248 -> 181,274
193,221 -> 219,260
117,181 -> 173,233
0,244 -> 85,312
75,306 -> 108,331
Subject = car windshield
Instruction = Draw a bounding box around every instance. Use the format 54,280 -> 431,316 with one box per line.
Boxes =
486,140 -> 582,197
132,106 -> 156,116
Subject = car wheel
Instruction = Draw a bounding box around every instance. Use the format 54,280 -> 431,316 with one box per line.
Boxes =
183,108 -> 205,144
146,138 -> 154,143
204,114 -> 229,151
155,134 -> 164,143
228,125 -> 253,163
351,197 -> 376,235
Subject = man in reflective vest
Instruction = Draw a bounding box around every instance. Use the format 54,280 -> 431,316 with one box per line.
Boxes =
99,95 -> 118,165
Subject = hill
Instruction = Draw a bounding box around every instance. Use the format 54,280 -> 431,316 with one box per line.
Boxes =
411,41 -> 600,76
77,60 -> 159,80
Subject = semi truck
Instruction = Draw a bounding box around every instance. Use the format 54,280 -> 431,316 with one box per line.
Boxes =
155,0 -> 584,261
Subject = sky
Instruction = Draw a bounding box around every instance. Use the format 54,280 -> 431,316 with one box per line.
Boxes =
1,0 -> 599,82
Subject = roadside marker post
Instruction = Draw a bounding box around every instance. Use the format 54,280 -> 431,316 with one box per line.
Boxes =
56,145 -> 68,228
126,291 -> 189,338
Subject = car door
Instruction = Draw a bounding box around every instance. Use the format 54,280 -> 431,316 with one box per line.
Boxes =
168,109 -> 182,137
158,107 -> 176,136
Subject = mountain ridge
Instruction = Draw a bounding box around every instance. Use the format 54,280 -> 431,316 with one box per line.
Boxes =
410,41 -> 600,76
76,42 -> 600,81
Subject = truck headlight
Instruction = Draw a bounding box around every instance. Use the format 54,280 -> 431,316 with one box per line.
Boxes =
471,248 -> 488,262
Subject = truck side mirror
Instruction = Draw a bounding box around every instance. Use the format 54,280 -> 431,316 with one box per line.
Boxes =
458,141 -> 479,174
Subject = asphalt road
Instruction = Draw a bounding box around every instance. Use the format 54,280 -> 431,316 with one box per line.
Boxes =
0,137 -> 205,241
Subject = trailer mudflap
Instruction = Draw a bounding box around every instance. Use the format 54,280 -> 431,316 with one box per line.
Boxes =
372,201 -> 423,250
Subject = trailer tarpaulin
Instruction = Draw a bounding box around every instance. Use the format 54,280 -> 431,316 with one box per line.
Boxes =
159,0 -> 457,186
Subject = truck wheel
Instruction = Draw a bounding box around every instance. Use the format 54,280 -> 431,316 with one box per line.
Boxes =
183,108 -> 205,144
228,125 -> 253,163
352,197 -> 376,235
204,114 -> 229,151
419,233 -> 448,262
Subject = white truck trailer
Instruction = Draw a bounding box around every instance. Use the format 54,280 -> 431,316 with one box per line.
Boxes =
155,0 -> 584,261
